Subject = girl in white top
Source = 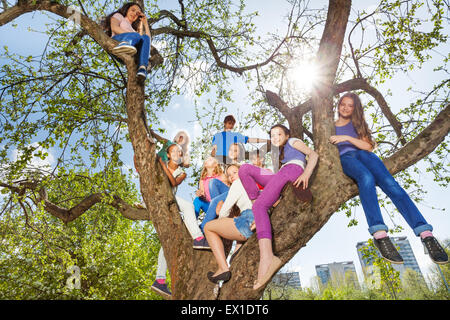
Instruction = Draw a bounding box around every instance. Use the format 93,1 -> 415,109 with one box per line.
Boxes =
150,144 -> 205,298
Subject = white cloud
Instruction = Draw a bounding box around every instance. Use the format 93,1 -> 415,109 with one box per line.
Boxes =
10,142 -> 55,175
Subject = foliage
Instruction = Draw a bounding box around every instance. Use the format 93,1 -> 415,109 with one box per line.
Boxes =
264,239 -> 450,300
0,172 -> 162,299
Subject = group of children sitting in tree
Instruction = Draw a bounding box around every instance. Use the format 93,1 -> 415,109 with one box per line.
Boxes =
145,108 -> 448,299
108,2 -> 448,299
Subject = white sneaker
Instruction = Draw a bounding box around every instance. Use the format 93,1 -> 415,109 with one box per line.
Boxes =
112,42 -> 137,55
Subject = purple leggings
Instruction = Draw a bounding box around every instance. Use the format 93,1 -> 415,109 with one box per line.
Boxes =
238,163 -> 304,240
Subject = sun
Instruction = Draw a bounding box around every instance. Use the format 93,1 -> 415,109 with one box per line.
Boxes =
287,59 -> 320,93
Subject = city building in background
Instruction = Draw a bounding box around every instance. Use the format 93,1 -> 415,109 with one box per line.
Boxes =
271,271 -> 301,289
315,261 -> 359,288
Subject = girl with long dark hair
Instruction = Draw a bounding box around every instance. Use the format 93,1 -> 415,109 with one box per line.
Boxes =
238,124 -> 319,290
103,2 -> 151,79
330,92 -> 448,265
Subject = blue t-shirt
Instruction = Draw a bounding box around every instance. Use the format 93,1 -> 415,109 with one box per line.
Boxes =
212,131 -> 249,156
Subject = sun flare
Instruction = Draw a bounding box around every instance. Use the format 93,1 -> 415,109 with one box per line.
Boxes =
287,60 -> 320,93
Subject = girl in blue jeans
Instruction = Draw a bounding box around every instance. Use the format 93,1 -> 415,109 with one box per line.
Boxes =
330,92 -> 448,265
104,2 -> 151,79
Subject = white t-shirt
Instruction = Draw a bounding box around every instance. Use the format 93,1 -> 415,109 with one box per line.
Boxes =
111,13 -> 136,36
171,167 -> 185,195
218,178 -> 252,218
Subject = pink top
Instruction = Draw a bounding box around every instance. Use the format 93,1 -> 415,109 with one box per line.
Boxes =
111,13 -> 136,36
202,174 -> 224,202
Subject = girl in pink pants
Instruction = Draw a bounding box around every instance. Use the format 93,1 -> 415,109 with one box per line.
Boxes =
239,124 -> 318,290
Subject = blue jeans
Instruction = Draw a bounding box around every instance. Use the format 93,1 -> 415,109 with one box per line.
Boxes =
234,209 -> 255,239
112,32 -> 150,68
340,150 -> 432,236
193,196 -> 209,219
199,179 -> 230,232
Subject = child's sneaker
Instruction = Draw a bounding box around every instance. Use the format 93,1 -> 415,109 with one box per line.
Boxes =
374,236 -> 404,264
193,237 -> 211,250
151,280 -> 171,299
422,236 -> 449,265
136,66 -> 147,80
112,42 -> 137,55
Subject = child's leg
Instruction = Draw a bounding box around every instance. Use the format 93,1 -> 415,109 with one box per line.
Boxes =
112,32 -> 141,46
156,247 -> 167,282
208,178 -> 230,199
193,196 -> 209,218
176,196 -> 204,239
238,163 -> 274,200
340,152 -> 388,235
135,34 -> 150,68
356,150 -> 433,236
204,218 -> 246,275
252,164 -> 303,240
200,192 -> 228,232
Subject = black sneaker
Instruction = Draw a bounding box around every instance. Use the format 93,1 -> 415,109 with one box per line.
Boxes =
151,280 -> 171,299
374,237 -> 404,264
422,236 -> 449,265
193,237 -> 211,250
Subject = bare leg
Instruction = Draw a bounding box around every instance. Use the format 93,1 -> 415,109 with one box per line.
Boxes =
256,238 -> 274,285
204,218 -> 246,276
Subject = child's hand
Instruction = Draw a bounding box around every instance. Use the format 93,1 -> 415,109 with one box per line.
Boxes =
329,135 -> 348,144
294,173 -> 310,189
250,222 -> 256,231
195,189 -> 204,197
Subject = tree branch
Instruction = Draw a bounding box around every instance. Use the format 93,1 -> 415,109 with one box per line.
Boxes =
0,181 -> 150,223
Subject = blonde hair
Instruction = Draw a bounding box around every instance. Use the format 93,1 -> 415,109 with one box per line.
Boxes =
200,157 -> 224,180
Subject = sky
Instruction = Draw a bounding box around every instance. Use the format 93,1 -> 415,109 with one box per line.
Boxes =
1,0 -> 449,290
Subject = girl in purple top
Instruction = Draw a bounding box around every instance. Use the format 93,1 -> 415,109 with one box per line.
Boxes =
239,124 -> 319,290
330,92 -> 448,265
103,2 -> 151,79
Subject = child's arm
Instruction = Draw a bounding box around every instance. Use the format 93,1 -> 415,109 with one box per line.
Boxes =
158,157 -> 186,187
291,139 -> 319,189
247,137 -> 270,144
196,178 -> 205,197
329,135 -> 374,152
211,144 -> 217,157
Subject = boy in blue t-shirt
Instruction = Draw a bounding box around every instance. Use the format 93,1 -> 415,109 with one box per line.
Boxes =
211,115 -> 269,164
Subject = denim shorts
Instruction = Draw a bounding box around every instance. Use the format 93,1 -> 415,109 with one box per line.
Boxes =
234,209 -> 255,239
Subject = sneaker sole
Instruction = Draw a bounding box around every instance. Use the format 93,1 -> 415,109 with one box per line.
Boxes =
193,246 -> 211,250
112,46 -> 137,55
430,258 -> 449,265
151,286 -> 171,299
136,72 -> 147,80
381,257 -> 404,265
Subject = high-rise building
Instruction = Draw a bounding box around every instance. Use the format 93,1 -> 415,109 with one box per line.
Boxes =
315,261 -> 359,288
356,236 -> 423,279
272,272 -> 301,289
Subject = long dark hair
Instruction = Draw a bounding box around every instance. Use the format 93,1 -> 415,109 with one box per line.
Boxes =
102,2 -> 144,37
337,92 -> 376,148
269,124 -> 290,172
